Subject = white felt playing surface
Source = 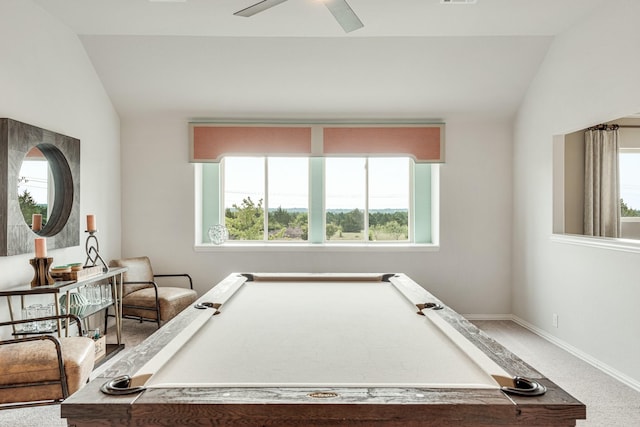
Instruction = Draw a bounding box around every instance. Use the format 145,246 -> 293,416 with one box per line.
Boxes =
142,281 -> 504,388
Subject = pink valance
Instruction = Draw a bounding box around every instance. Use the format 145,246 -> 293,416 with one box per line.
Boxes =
190,123 -> 444,163
323,126 -> 443,162
191,125 -> 312,162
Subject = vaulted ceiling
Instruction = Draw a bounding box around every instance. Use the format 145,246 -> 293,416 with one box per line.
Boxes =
32,0 -> 606,120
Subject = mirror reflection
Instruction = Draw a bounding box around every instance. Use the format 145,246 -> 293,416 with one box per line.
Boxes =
18,146 -> 53,234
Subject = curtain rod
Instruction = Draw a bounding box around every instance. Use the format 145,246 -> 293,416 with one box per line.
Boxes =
587,124 -> 640,131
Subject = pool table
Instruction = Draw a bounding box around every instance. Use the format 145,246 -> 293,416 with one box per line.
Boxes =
62,273 -> 585,427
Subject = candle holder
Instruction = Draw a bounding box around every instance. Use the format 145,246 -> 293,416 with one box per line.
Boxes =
84,230 -> 108,272
30,257 -> 55,287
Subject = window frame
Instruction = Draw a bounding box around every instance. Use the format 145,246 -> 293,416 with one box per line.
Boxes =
196,159 -> 439,249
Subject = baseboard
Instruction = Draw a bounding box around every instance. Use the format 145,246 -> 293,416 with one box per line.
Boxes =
511,315 -> 640,393
462,314 -> 513,321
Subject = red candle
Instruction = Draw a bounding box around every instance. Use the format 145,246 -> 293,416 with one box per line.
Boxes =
32,214 -> 42,232
87,214 -> 96,232
34,238 -> 47,258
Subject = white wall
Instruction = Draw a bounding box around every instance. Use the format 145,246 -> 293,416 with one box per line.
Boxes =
513,0 -> 640,384
120,115 -> 513,316
0,1 -> 121,322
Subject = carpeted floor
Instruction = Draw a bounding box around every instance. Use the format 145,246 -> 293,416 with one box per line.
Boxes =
1,319 -> 638,426
473,320 -> 640,427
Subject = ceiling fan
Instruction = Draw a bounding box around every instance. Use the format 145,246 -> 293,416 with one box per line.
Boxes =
234,0 -> 364,33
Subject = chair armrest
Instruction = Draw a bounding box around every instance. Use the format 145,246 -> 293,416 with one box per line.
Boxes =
123,280 -> 159,299
0,328 -> 70,399
121,280 -> 157,296
123,280 -> 156,287
0,314 -> 83,336
153,273 -> 193,289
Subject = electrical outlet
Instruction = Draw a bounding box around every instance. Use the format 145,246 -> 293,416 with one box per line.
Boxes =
552,313 -> 559,328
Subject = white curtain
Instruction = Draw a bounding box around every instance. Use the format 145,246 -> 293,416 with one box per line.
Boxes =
584,126 -> 620,237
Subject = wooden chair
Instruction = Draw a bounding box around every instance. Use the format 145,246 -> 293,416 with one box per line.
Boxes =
108,256 -> 198,328
0,314 -> 94,409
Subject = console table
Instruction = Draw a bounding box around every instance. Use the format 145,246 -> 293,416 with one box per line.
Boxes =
0,267 -> 127,363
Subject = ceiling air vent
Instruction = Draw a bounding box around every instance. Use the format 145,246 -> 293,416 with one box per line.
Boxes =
441,0 -> 478,4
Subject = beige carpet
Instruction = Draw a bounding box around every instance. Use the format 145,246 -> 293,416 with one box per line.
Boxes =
1,319 -> 638,426
473,320 -> 640,427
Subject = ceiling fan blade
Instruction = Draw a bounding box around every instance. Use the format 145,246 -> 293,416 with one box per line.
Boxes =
323,0 -> 363,33
234,0 -> 289,17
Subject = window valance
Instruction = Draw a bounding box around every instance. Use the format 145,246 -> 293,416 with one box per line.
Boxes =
189,123 -> 445,163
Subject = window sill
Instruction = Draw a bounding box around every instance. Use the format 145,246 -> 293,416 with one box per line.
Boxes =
550,233 -> 640,254
194,242 -> 439,253
621,217 -> 640,223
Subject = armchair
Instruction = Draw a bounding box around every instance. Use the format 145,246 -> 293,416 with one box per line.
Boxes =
0,314 -> 94,409
108,256 -> 198,328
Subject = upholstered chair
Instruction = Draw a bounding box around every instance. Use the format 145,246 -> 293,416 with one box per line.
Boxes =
0,314 -> 94,409
108,257 -> 198,328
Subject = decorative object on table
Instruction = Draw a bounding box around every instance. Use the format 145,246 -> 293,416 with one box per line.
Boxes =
19,303 -> 55,333
30,237 -> 55,286
92,331 -> 107,361
51,264 -> 103,281
59,291 -> 89,316
30,258 -> 55,286
59,291 -> 89,308
84,214 -> 108,272
208,224 -> 229,245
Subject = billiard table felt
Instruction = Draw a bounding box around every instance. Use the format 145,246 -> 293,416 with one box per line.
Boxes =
141,281 -> 506,389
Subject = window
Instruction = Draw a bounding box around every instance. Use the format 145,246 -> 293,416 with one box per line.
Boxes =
223,157 -> 309,241
200,156 -> 434,245
193,123 -> 442,247
619,148 -> 640,219
325,157 -> 410,242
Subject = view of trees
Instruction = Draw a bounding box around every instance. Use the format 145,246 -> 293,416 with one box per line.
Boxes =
225,197 -> 264,240
225,199 -> 408,241
268,206 -> 308,240
621,198 -> 640,217
225,196 -> 638,242
18,189 -> 47,228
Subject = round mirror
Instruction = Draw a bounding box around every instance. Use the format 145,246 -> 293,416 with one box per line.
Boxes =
17,143 -> 73,237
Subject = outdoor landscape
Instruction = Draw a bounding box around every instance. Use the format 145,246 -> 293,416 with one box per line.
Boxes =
224,197 -> 409,242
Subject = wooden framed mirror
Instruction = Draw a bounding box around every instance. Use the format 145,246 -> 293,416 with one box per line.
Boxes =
0,118 -> 80,256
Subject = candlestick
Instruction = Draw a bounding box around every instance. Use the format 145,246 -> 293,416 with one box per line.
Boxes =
32,214 -> 42,232
34,237 -> 47,258
84,230 -> 108,272
30,257 -> 55,287
86,214 -> 96,232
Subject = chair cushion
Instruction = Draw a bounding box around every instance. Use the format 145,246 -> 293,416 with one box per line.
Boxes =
122,287 -> 198,322
0,336 -> 94,404
109,256 -> 155,296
